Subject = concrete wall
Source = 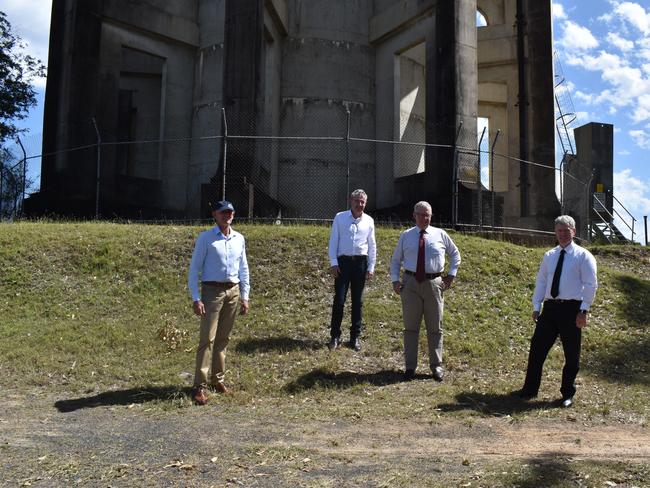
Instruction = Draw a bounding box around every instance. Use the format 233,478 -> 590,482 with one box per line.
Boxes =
36,0 -> 559,226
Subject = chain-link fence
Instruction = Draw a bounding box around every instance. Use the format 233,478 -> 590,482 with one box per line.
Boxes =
12,107 -> 613,240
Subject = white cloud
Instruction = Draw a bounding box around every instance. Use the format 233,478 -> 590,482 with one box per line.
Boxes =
552,3 -> 568,20
618,149 -> 631,154
613,2 -> 650,36
613,168 -> 650,219
606,32 -> 634,51
558,20 -> 599,51
2,1 -> 52,87
629,129 -> 650,148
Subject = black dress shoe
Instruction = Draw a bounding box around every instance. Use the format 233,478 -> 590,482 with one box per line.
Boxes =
327,337 -> 340,350
350,337 -> 361,351
560,397 -> 573,408
513,388 -> 537,400
404,369 -> 415,381
431,366 -> 444,382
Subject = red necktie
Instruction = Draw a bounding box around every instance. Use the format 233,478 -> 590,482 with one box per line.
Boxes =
416,229 -> 426,283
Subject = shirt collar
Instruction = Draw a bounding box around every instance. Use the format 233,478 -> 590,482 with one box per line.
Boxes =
557,241 -> 575,253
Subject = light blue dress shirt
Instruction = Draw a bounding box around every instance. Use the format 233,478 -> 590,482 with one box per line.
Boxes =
188,227 -> 250,302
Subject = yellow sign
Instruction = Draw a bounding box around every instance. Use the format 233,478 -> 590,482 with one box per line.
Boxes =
596,183 -> 604,193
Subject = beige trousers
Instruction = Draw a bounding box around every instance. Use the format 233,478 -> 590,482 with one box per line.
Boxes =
194,283 -> 240,386
400,274 -> 444,371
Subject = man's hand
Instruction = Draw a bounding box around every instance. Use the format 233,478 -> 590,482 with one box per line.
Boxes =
330,265 -> 340,278
193,300 -> 205,316
366,271 -> 374,280
575,312 -> 587,329
442,275 -> 455,290
240,299 -> 250,315
392,281 -> 403,295
532,311 -> 540,323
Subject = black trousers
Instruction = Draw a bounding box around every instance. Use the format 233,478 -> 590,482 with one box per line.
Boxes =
523,300 -> 582,399
330,255 -> 367,339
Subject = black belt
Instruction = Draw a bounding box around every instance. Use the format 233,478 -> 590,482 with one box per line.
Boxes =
404,270 -> 442,279
202,281 -> 238,288
338,255 -> 367,261
544,299 -> 580,305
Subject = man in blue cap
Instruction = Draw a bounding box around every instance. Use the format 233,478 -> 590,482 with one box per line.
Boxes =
188,200 -> 250,405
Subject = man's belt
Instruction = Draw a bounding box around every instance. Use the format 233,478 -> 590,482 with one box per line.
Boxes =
404,270 -> 442,279
202,281 -> 238,288
338,255 -> 367,261
544,299 -> 580,305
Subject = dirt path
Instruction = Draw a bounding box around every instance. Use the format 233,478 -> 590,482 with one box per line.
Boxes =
2,390 -> 649,487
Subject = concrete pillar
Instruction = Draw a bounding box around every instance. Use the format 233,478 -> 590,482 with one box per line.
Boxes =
221,0 -> 265,215
521,0 -> 559,225
426,0 -> 478,223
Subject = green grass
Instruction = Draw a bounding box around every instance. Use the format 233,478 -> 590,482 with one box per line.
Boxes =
0,222 -> 648,423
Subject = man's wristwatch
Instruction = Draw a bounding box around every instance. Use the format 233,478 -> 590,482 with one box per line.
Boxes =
579,309 -> 588,315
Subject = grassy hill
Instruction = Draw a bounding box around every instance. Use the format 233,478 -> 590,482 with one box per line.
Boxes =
1,222 -> 647,419
1,221 -> 649,486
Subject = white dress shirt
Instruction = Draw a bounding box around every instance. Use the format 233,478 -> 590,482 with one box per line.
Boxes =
390,226 -> 461,282
188,227 -> 250,302
532,241 -> 598,312
328,210 -> 377,273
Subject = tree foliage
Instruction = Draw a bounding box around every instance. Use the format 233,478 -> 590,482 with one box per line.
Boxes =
0,10 -> 46,145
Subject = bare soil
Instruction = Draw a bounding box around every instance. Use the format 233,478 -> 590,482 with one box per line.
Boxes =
2,389 -> 648,487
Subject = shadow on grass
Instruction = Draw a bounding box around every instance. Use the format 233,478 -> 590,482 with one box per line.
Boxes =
436,391 -> 559,415
513,453 -> 576,488
584,274 -> 649,386
285,368 -> 406,393
613,274 -> 650,326
235,336 -> 323,354
586,332 -> 650,386
54,386 -> 192,413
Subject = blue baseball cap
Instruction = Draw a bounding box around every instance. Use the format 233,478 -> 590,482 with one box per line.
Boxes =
210,200 -> 235,212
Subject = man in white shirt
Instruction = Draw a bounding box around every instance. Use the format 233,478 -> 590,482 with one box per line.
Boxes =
390,201 -> 461,381
327,189 -> 377,351
518,215 -> 598,408
188,200 -> 250,405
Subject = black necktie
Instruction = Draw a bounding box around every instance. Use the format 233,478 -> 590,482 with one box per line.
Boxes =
550,249 -> 565,298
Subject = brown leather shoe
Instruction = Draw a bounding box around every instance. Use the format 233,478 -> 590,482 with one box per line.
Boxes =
193,385 -> 209,405
211,382 -> 232,395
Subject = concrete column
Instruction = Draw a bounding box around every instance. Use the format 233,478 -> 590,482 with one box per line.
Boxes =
221,0 -> 265,214
522,0 -> 559,225
426,0 -> 477,223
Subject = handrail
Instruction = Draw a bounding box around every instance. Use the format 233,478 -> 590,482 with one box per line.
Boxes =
609,190 -> 637,222
592,194 -> 635,235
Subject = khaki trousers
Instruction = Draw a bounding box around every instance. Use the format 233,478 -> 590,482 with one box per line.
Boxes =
194,283 -> 240,386
400,274 -> 444,370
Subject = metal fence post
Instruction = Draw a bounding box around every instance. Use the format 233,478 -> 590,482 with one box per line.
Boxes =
644,215 -> 648,246
490,130 -> 500,229
0,162 -> 4,219
477,126 -> 486,232
452,121 -> 463,228
345,108 -> 351,201
16,137 -> 27,217
221,108 -> 228,201
585,171 -> 594,241
91,117 -> 101,219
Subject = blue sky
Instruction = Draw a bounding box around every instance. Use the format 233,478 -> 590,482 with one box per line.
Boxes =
3,0 -> 650,239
